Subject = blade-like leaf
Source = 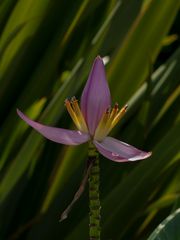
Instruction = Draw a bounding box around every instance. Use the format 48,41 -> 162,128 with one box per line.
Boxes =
108,0 -> 179,103
147,208 -> 180,240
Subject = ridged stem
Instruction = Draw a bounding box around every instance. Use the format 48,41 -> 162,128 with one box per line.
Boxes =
88,142 -> 101,240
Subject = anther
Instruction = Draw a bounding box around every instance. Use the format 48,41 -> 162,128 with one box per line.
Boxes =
110,103 -> 119,119
124,104 -> 128,110
114,102 -> 119,109
64,98 -> 70,104
120,104 -> 128,114
71,96 -> 77,103
105,107 -> 111,116
106,107 -> 111,114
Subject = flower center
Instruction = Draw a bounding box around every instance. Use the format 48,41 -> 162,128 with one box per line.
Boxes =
65,97 -> 88,133
94,103 -> 128,141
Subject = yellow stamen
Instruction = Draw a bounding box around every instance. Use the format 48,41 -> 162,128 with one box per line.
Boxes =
94,109 -> 110,140
65,98 -> 88,133
71,97 -> 88,133
110,103 -> 119,119
109,104 -> 128,131
65,99 -> 80,129
94,103 -> 128,141
105,103 -> 119,131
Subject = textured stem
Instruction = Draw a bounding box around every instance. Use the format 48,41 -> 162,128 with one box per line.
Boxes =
88,142 -> 101,240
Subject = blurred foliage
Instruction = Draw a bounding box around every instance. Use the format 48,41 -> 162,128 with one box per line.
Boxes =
0,0 -> 179,239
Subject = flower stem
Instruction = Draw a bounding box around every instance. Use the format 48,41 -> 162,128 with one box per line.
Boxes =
88,142 -> 101,240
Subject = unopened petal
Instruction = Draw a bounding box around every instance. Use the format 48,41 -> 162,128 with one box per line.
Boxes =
17,109 -> 90,145
81,56 -> 111,135
94,136 -> 151,162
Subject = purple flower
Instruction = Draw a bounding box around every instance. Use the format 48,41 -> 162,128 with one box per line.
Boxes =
17,56 -> 151,162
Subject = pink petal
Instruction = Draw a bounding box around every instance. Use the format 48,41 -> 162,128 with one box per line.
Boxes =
94,136 -> 151,162
81,56 -> 111,135
17,109 -> 90,145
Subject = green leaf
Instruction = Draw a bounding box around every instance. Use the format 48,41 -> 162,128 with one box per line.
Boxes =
0,0 -> 179,239
147,208 -> 180,240
108,0 -> 180,103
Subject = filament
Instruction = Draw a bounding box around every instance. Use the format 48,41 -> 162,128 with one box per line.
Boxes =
65,97 -> 88,133
94,104 -> 128,141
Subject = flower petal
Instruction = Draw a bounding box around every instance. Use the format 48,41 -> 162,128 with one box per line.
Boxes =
94,136 -> 151,162
81,56 -> 111,135
17,109 -> 90,145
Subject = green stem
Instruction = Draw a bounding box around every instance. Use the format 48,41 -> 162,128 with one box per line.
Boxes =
88,142 -> 101,240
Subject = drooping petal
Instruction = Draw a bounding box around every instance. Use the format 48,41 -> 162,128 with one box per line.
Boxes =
17,109 -> 90,145
94,136 -> 151,162
81,56 -> 111,135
